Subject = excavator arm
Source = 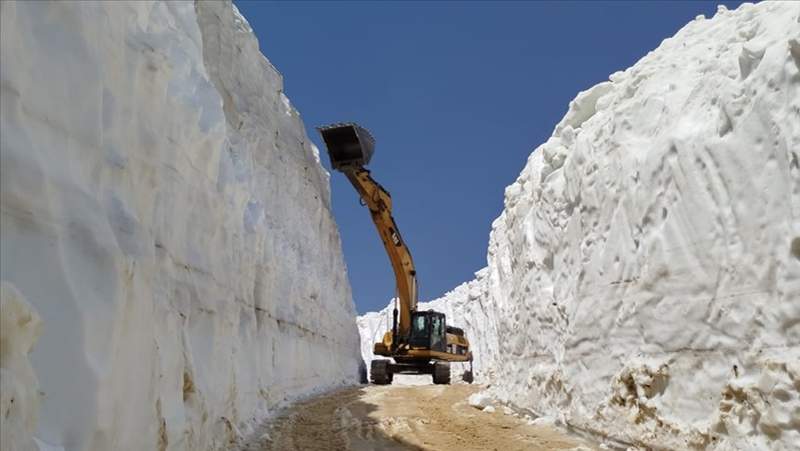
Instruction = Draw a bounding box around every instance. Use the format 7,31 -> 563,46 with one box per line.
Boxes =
342,168 -> 418,337
316,123 -> 418,338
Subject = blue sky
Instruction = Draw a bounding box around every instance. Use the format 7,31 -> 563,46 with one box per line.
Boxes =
234,1 -> 744,314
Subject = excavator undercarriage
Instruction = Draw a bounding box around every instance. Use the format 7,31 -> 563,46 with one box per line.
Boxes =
319,123 -> 473,385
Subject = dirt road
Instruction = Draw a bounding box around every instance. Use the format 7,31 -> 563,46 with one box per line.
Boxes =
244,383 -> 595,451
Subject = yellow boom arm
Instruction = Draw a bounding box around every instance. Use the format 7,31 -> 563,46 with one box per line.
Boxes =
342,168 -> 418,336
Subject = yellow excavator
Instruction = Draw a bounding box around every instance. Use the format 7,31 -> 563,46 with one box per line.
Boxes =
318,123 -> 473,385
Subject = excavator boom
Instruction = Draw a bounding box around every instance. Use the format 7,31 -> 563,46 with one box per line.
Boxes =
343,169 -> 418,335
318,123 -> 418,338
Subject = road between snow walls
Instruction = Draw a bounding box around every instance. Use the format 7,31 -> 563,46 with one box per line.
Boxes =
1,2 -> 362,450
359,3 -> 800,450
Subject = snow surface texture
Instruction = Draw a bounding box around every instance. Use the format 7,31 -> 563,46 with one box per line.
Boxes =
359,3 -> 800,449
0,2 -> 361,450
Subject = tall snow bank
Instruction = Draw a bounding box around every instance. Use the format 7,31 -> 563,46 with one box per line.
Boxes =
360,2 -> 800,449
0,1 -> 361,450
482,4 -> 800,448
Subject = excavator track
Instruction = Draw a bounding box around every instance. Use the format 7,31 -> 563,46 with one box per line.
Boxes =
432,361 -> 451,385
370,359 -> 393,385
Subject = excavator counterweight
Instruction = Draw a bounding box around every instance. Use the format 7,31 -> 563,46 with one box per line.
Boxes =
318,122 -> 473,386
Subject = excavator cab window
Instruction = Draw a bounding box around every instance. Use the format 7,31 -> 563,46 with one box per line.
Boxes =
411,315 -> 427,338
408,311 -> 447,352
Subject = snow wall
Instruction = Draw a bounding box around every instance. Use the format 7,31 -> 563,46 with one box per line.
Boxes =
359,3 -> 800,449
0,2 -> 362,450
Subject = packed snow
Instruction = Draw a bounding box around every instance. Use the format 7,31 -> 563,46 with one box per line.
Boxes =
1,2 -> 361,450
359,2 -> 800,449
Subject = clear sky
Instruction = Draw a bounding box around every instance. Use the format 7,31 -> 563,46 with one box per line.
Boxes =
234,1 -> 744,314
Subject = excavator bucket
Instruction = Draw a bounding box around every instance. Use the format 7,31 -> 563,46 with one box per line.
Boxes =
318,123 -> 375,170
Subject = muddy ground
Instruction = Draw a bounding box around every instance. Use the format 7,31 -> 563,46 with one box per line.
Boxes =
243,382 -> 596,451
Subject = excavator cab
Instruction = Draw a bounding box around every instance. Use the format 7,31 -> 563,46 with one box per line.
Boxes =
318,123 -> 375,170
409,311 -> 447,352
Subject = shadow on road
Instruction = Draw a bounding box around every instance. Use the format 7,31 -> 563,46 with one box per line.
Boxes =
242,386 -> 425,451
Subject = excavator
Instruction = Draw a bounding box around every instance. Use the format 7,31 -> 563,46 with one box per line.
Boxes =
318,123 -> 473,385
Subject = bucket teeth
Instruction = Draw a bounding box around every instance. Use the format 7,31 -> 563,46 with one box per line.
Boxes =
317,123 -> 375,170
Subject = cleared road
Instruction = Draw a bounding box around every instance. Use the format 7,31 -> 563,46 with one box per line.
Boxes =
244,383 -> 595,451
